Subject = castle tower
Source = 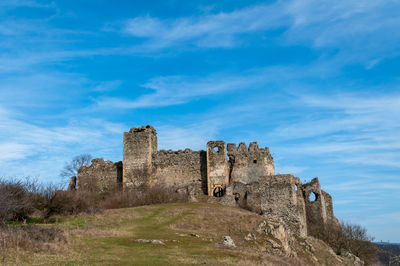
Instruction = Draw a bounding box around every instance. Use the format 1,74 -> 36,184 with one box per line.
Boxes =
123,125 -> 157,190
206,141 -> 229,197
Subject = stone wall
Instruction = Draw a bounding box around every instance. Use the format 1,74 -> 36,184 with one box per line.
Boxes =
227,142 -> 275,184
78,158 -> 122,193
152,149 -> 207,195
229,174 -> 307,236
259,175 -> 307,236
302,178 -> 328,232
206,141 -> 229,196
123,125 -> 157,190
321,190 -> 341,229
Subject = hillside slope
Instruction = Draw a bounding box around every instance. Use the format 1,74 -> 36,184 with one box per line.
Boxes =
4,203 -> 357,265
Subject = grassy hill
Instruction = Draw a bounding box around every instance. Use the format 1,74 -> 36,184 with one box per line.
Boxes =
2,202 -> 356,265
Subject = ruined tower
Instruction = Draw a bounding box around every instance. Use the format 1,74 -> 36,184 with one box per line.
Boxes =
123,125 -> 157,190
206,141 -> 229,197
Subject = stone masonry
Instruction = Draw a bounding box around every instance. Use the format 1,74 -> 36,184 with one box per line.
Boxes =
76,125 -> 338,237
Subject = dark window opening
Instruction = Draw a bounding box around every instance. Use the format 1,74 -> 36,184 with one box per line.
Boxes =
253,159 -> 257,164
213,186 -> 224,197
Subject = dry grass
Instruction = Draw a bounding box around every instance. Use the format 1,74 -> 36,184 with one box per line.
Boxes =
0,202 -> 357,265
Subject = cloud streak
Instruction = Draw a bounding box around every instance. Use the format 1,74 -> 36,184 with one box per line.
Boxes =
123,0 -> 400,66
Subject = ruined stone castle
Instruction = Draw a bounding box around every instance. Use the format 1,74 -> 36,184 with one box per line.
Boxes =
74,125 -> 339,237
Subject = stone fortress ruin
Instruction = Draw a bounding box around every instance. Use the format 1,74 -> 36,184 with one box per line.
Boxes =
74,125 -> 339,237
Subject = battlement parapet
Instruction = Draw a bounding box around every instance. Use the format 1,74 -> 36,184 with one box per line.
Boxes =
227,142 -> 272,158
129,125 -> 156,134
227,142 -> 275,184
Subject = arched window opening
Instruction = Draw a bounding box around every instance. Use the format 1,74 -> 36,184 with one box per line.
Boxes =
213,186 -> 224,197
309,192 -> 318,202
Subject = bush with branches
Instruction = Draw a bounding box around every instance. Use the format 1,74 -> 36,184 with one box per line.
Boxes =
309,220 -> 378,265
0,179 -> 34,223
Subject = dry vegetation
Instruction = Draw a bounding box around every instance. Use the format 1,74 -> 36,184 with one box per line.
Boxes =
309,220 -> 378,265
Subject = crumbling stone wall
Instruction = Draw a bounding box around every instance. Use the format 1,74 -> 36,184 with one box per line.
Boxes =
321,190 -> 341,229
206,141 -> 229,196
259,175 -> 307,237
302,178 -> 328,232
123,126 -> 157,190
152,149 -> 207,195
230,181 -> 261,213
231,175 -> 307,237
78,159 -> 122,193
227,142 -> 275,184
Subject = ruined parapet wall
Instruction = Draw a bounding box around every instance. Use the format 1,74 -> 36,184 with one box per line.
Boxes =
302,178 -> 328,232
123,125 -> 157,190
78,158 -> 122,193
207,141 -> 229,196
259,175 -> 307,237
152,149 -> 207,195
321,190 -> 341,229
227,142 -> 275,184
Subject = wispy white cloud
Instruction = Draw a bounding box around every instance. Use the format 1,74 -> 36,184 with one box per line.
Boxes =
272,92 -> 400,169
122,0 -> 400,66
0,105 -> 126,181
123,3 -> 288,49
94,70 -> 270,109
0,142 -> 32,160
156,121 -> 220,151
275,165 -> 308,175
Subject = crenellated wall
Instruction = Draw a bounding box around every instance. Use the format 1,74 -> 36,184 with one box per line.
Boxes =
227,142 -> 275,184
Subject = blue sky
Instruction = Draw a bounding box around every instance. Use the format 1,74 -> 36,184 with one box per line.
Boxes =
0,0 -> 399,242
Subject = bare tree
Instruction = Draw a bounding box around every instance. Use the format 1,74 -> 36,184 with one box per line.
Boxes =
60,154 -> 92,182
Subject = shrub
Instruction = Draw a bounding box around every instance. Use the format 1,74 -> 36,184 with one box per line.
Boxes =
1,178 -> 188,223
0,179 -> 34,223
341,222 -> 378,265
309,220 -> 378,265
32,187 -> 99,220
